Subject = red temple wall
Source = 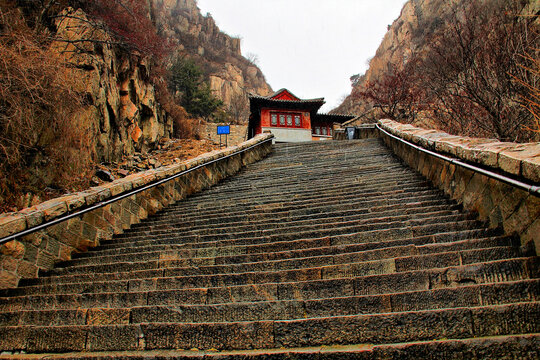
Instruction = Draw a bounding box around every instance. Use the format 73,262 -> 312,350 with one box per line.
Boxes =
255,109 -> 311,136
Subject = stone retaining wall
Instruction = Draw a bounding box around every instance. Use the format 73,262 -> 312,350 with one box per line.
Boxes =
204,123 -> 248,146
333,125 -> 378,140
0,134 -> 274,289
378,119 -> 539,254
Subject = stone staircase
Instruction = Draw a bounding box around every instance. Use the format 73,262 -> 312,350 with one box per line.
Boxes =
0,139 -> 538,358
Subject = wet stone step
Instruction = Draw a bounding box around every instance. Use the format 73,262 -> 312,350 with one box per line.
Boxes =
2,258 -> 534,312
1,279 -> 538,326
0,303 -> 538,352
5,256 -> 535,300
37,235 -> 514,285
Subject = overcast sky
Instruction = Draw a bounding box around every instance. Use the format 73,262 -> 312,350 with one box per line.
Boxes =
196,0 -> 408,112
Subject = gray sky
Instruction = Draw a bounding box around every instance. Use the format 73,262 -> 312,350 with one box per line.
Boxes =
196,0 -> 408,112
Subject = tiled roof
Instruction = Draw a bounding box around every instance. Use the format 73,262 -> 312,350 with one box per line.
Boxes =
269,88 -> 300,100
316,112 -> 356,119
314,113 -> 357,124
249,93 -> 325,105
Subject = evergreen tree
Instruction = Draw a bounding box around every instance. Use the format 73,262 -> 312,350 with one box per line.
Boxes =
168,57 -> 223,120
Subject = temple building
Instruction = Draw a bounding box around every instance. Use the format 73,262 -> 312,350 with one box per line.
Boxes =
247,89 -> 355,142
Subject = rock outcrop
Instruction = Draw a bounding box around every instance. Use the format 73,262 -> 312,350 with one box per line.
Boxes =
51,0 -> 271,164
153,0 -> 272,105
334,0 -> 539,119
334,0 -> 457,116
52,7 -> 173,163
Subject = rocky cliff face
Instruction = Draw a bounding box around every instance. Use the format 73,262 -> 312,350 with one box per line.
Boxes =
52,0 -> 271,164
52,7 -> 173,163
335,0 -> 539,120
333,0 -> 459,116
153,0 -> 272,104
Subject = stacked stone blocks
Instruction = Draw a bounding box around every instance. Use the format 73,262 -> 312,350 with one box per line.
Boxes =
378,119 -> 539,254
0,134 -> 274,289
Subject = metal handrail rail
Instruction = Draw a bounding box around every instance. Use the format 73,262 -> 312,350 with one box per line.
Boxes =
0,137 -> 274,245
376,124 -> 540,197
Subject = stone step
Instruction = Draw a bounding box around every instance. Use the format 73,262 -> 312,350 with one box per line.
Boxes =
74,210 -> 470,259
134,205 -> 464,237
102,211 -> 469,249
12,247 -> 520,296
166,178 -> 431,210
31,238 -> 519,285
40,235 -> 513,283
1,279 -> 537,327
1,138 -> 536,357
158,186 -> 438,222
110,206 -> 463,243
160,191 -> 449,220
4,257 -> 536,313
0,303 -> 538,352
127,200 -> 461,234
2,334 -> 538,359
59,219 -> 489,268
163,194 -> 455,222
196,167 -> 413,193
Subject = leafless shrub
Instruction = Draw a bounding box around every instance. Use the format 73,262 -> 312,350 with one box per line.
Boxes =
0,4 -> 94,211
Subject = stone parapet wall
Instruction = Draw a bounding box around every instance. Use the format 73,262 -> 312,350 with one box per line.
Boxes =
0,134 -> 274,289
378,119 -> 539,254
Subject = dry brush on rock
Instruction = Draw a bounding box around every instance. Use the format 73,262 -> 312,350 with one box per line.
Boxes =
353,0 -> 539,142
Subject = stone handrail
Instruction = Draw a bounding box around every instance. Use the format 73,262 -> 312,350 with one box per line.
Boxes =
378,119 -> 540,184
377,119 -> 539,254
0,134 -> 274,289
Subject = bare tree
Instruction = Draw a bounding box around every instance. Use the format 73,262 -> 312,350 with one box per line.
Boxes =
356,59 -> 424,122
416,0 -> 538,141
245,52 -> 259,66
227,91 -> 250,124
0,4 -> 93,210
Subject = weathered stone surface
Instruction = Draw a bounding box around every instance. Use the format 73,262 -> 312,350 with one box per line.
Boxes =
26,326 -> 87,352
379,119 -> 540,183
0,134 -> 273,289
274,308 -> 473,347
0,137 -> 538,357
522,155 -> 540,183
87,325 -> 143,351
87,308 -> 130,325
0,327 -> 28,351
18,208 -> 44,228
498,144 -> 540,176
0,240 -> 25,259
0,214 -> 27,239
378,119 -> 540,253
142,321 -> 275,350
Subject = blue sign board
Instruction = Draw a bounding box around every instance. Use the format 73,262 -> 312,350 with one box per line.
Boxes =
217,125 -> 230,135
